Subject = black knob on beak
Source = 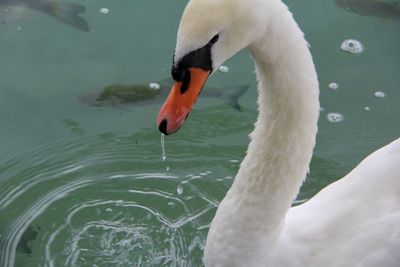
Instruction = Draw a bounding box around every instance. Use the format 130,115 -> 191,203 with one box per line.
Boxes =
158,119 -> 169,135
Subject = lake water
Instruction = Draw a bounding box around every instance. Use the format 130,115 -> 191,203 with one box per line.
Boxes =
0,0 -> 399,266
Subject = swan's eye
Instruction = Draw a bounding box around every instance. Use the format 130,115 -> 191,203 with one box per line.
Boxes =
172,65 -> 183,81
208,34 -> 219,46
180,69 -> 191,94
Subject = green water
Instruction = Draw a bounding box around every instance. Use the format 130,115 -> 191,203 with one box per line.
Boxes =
0,0 -> 399,266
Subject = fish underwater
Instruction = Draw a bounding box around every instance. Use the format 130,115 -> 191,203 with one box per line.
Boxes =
0,0 -> 89,31
335,0 -> 400,20
78,78 -> 249,111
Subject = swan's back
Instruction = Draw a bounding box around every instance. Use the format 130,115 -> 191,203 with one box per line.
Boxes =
282,138 -> 400,266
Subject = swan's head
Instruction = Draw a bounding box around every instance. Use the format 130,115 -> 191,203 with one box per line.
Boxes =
157,0 -> 269,135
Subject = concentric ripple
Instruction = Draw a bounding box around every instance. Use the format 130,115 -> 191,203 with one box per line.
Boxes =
0,124 -> 236,267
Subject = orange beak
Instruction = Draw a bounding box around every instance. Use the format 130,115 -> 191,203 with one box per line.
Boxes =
157,67 -> 210,135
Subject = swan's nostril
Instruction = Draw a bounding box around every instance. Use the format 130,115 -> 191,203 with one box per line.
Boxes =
159,119 -> 169,135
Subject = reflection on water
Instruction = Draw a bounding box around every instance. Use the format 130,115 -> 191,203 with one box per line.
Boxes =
0,0 -> 399,266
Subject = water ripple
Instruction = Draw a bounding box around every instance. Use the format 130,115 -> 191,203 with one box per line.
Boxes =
0,117 -> 245,267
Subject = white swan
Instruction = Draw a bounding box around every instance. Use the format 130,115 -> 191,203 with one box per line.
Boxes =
156,0 -> 400,266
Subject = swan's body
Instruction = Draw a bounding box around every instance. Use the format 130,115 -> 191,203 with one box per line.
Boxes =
157,0 -> 400,266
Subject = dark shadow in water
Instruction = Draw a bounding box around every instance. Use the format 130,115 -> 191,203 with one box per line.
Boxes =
16,224 -> 40,254
335,0 -> 400,21
78,78 -> 249,112
0,0 -> 89,32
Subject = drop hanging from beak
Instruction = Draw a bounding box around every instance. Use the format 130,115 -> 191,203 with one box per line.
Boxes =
157,67 -> 210,135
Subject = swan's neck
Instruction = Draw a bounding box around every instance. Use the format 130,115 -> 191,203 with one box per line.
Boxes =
232,8 -> 320,220
205,4 -> 319,262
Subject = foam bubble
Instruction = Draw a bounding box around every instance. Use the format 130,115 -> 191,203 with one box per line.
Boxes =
328,83 -> 339,90
218,65 -> 229,73
176,185 -> 183,195
374,91 -> 385,98
100,8 -> 110,15
340,39 -> 364,55
149,82 -> 161,90
327,112 -> 344,123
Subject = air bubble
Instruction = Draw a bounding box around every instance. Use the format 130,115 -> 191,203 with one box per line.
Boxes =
365,106 -> 371,111
328,83 -> 339,90
327,112 -> 344,123
218,65 -> 229,73
176,185 -> 183,195
374,91 -> 385,98
149,82 -> 161,90
100,8 -> 110,15
340,39 -> 364,54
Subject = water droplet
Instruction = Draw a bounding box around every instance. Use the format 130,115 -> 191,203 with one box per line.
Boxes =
100,8 -> 110,15
327,112 -> 344,123
328,82 -> 339,90
149,82 -> 161,90
374,91 -> 385,98
340,39 -> 364,54
218,65 -> 229,73
17,26 -> 22,31
176,185 -> 183,195
161,134 -> 166,161
364,106 -> 371,111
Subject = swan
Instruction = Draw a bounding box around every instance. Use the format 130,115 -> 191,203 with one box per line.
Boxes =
156,0 -> 400,266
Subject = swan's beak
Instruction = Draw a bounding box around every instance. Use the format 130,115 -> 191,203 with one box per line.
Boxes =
157,68 -> 210,135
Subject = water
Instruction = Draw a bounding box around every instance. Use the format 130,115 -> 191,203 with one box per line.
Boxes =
0,0 -> 399,266
161,134 -> 167,161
